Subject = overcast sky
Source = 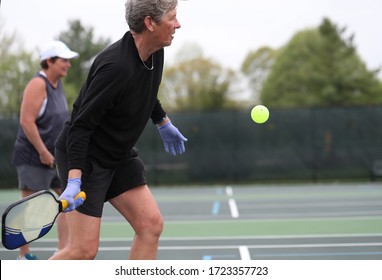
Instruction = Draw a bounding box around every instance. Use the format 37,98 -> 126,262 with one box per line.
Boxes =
1,0 -> 381,76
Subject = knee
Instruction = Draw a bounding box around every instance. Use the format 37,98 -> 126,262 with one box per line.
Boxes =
136,211 -> 163,238
148,211 -> 163,238
153,213 -> 164,237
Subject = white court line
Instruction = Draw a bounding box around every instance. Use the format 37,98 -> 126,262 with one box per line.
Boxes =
239,246 -> 251,260
7,242 -> 382,252
11,233 -> 382,243
226,186 -> 239,218
225,186 -> 233,196
228,198 -> 239,218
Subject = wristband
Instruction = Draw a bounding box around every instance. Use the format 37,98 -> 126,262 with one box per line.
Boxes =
154,114 -> 168,125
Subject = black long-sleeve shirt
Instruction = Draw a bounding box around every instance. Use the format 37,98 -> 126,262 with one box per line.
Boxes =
55,32 -> 166,170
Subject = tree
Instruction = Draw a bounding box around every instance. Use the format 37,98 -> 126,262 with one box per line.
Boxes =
261,18 -> 382,108
160,52 -> 237,111
57,20 -> 111,107
241,46 -> 277,101
0,23 -> 36,117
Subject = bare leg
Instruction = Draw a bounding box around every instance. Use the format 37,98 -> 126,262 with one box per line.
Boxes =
109,185 -> 163,259
49,211 -> 101,260
52,187 -> 68,251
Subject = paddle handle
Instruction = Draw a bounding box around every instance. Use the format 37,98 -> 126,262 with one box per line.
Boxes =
61,191 -> 86,211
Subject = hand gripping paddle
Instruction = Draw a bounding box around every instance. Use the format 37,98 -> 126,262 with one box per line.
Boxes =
1,190 -> 86,250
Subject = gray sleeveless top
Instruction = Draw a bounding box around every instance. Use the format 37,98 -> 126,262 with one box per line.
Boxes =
12,72 -> 69,167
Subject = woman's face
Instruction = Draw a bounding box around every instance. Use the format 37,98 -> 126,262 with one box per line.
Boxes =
154,9 -> 181,47
50,58 -> 72,78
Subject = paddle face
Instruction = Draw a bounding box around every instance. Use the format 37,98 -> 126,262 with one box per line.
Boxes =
1,190 -> 61,250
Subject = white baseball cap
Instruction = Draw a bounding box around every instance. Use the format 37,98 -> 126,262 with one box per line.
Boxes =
39,41 -> 79,62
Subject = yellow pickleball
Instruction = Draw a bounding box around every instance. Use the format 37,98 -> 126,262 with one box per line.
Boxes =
251,105 -> 269,124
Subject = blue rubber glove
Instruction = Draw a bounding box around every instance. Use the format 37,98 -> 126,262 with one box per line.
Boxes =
158,121 -> 188,156
59,178 -> 84,212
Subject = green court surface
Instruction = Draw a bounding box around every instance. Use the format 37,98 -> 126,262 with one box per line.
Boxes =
1,182 -> 382,260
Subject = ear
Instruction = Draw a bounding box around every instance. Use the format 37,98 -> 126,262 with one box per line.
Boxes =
47,58 -> 54,66
144,16 -> 155,32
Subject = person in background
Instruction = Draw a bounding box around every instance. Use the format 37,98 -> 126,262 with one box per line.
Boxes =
12,41 -> 79,260
50,0 -> 187,260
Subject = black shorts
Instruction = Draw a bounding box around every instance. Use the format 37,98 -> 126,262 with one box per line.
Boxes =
55,148 -> 147,217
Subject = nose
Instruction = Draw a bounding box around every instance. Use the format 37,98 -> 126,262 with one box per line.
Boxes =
175,18 -> 181,29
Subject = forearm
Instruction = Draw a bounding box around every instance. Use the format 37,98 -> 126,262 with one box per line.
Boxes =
20,121 -> 50,156
151,98 -> 167,124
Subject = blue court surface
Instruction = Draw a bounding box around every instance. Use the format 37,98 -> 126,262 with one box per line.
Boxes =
1,183 -> 382,260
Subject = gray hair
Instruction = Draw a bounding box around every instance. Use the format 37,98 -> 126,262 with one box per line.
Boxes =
125,0 -> 178,33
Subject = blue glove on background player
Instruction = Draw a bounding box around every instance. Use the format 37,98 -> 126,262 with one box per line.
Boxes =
158,121 -> 187,156
59,178 -> 84,212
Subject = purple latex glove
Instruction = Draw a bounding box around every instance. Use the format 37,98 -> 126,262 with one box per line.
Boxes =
158,121 -> 188,156
59,178 -> 84,212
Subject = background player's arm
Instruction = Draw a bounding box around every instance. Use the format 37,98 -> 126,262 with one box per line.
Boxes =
20,77 -> 54,167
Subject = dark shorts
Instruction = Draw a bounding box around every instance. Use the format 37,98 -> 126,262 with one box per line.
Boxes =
16,165 -> 61,191
55,148 -> 147,218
